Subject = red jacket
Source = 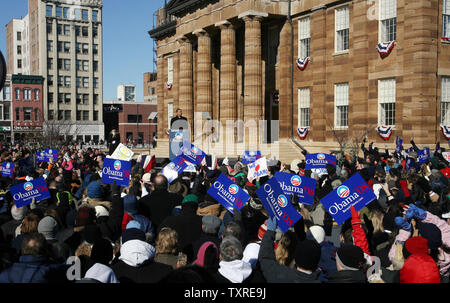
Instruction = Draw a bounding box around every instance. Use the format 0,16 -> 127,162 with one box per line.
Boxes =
350,206 -> 370,255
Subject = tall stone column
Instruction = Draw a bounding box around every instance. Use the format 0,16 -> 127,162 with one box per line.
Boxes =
177,36 -> 194,136
240,12 -> 267,128
156,54 -> 166,139
193,29 -> 213,118
215,21 -> 237,129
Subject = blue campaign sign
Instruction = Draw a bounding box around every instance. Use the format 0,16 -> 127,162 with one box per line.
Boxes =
305,153 -> 337,170
320,173 -> 376,225
101,158 -> 131,187
207,173 -> 250,214
274,172 -> 316,206
36,152 -> 46,162
179,143 -> 206,166
241,151 -> 261,164
10,177 -> 51,208
161,155 -> 188,183
1,162 -> 14,178
256,177 -> 302,233
417,148 -> 431,164
44,149 -> 58,162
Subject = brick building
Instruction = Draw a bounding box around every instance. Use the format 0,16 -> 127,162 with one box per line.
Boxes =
0,75 -> 12,143
11,74 -> 44,142
148,0 -> 450,160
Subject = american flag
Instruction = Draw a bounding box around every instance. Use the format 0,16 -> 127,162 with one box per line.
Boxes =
377,41 -> 395,57
376,125 -> 393,141
296,127 -> 309,140
296,57 -> 310,71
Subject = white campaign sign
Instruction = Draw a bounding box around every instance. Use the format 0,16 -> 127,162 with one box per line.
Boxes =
443,152 -> 450,162
110,143 -> 134,161
247,157 -> 269,180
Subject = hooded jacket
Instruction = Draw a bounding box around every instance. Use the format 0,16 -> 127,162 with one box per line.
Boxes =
400,254 -> 441,283
84,263 -> 119,283
214,260 -> 253,283
111,239 -> 172,283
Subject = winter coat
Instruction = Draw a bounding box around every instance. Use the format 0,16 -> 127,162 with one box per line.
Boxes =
192,232 -> 221,259
0,255 -> 68,283
154,253 -> 179,269
84,263 -> 119,283
111,239 -> 172,283
258,230 -> 321,283
212,260 -> 265,283
317,241 -> 338,282
326,269 -> 367,283
0,219 -> 21,244
158,204 -> 203,262
138,189 -> 183,231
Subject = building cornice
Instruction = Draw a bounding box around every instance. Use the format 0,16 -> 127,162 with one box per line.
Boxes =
148,20 -> 177,40
42,0 -> 102,8
167,0 -> 219,17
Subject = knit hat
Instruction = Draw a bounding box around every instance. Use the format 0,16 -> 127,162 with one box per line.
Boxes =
336,245 -> 366,270
80,224 -> 101,245
403,236 -> 429,258
87,181 -> 103,199
400,254 -> 441,283
95,205 -> 109,218
126,220 -> 142,231
257,221 -> 267,241
37,216 -> 59,241
202,215 -> 221,231
74,206 -> 96,227
418,222 -> 442,250
194,241 -> 219,267
331,179 -> 343,190
294,240 -> 322,271
182,194 -> 198,204
11,204 -> 27,221
123,194 -> 138,215
91,238 -> 114,265
306,225 -> 326,244
121,228 -> 146,244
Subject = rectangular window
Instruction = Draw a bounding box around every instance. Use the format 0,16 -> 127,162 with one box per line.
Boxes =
48,76 -> 53,86
298,17 -> 310,59
167,103 -> 173,128
58,110 -> 63,120
48,110 -> 54,120
334,83 -> 349,128
441,77 -> 450,125
94,77 -> 98,88
63,7 -> 69,19
76,43 -> 81,54
64,42 -> 70,53
83,60 -> 89,71
82,43 -> 89,54
93,26 -> 98,38
82,9 -> 88,20
64,59 -> 70,70
17,59 -> 22,69
94,94 -> 98,104
75,26 -> 80,37
83,111 -> 89,121
93,111 -> 98,121
65,93 -> 71,103
48,58 -> 53,69
2,86 -> 10,100
128,115 -> 143,123
34,108 -> 39,121
23,107 -> 32,121
56,6 -> 62,18
167,57 -> 173,84
83,77 -> 89,88
24,89 -> 32,100
93,44 -> 98,55
92,10 -> 98,21
57,24 -> 62,35
46,22 -> 52,34
46,5 -> 52,17
47,40 -> 53,52
335,6 -> 349,52
17,45 -> 21,55
64,76 -> 71,87
58,76 -> 63,87
64,24 -> 70,35
378,78 -> 396,126
57,41 -> 62,52
64,110 -> 71,120
16,108 -> 20,121
0,106 -> 3,121
4,105 -> 9,120
379,0 -> 397,42
298,88 -> 310,128
82,26 -> 88,37
83,94 -> 89,105
76,110 -> 81,121
34,89 -> 40,101
93,61 -> 98,72
76,94 -> 82,104
15,88 -> 20,100
76,77 -> 81,88
58,93 -> 63,103
74,9 -> 81,20
48,92 -> 53,103
76,60 -> 81,71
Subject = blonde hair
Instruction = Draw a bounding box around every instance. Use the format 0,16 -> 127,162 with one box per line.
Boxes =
155,228 -> 179,255
275,231 -> 297,268
370,210 -> 385,234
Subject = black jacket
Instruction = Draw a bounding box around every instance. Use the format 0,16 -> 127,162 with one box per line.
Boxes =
111,259 -> 172,283
192,232 -> 221,259
138,189 -> 183,231
258,230 -> 321,283
326,269 -> 367,283
158,203 -> 203,262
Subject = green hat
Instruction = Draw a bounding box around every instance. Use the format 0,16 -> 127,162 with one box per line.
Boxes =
182,194 -> 198,204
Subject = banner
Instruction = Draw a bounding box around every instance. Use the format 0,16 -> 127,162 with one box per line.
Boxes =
241,151 -> 262,164
161,156 -> 188,183
44,149 -> 58,162
179,143 -> 206,166
256,177 -> 302,233
101,158 -> 131,187
140,155 -> 156,173
110,143 -> 134,161
247,157 -> 269,179
10,177 -> 51,208
207,173 -> 250,214
417,148 -> 430,164
36,152 -> 46,162
274,172 -> 316,206
320,173 -> 376,225
305,153 -> 337,170
395,136 -> 403,154
1,162 -> 14,178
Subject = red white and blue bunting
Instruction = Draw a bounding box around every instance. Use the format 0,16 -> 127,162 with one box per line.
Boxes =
376,125 -> 393,141
377,41 -> 395,57
166,83 -> 173,91
441,125 -> 450,140
296,57 -> 310,71
296,127 -> 309,140
442,37 -> 450,42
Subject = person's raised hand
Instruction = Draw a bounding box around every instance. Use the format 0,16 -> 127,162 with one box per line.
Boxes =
405,203 -> 427,221
395,217 -> 412,232
266,217 -> 277,232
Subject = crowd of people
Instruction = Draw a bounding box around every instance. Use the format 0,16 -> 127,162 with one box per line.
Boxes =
0,137 -> 448,284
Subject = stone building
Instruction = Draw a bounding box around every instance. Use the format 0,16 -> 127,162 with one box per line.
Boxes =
149,0 -> 449,161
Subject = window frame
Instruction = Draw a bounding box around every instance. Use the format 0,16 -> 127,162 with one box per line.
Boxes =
334,83 -> 349,129
378,78 -> 396,126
